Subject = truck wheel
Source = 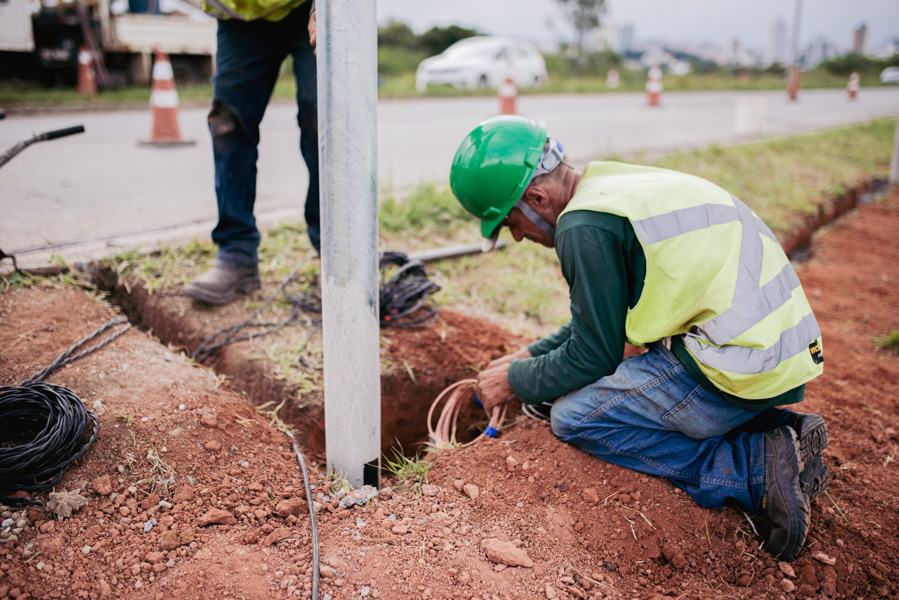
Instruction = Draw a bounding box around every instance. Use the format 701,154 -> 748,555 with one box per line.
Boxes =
170,57 -> 203,87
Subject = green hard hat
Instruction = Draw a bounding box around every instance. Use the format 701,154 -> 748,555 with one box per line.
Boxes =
450,116 -> 547,240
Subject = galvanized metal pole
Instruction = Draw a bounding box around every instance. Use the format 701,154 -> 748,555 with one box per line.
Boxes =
317,0 -> 381,488
787,0 -> 803,101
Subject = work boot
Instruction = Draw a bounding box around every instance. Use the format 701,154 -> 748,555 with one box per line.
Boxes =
185,261 -> 260,305
781,411 -> 830,502
761,426 -> 810,562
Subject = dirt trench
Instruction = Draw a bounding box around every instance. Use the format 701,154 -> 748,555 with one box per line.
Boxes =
86,177 -> 888,461
91,266 -> 525,461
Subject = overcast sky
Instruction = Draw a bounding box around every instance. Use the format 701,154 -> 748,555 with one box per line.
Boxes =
376,0 -> 899,50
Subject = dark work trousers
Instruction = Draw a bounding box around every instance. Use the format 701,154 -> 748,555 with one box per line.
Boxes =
208,2 -> 319,266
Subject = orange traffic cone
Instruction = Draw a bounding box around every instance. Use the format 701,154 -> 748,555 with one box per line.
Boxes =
77,47 -> 96,96
606,68 -> 620,89
645,66 -> 662,107
847,71 -> 860,100
140,50 -> 194,146
787,66 -> 800,101
498,78 -> 517,115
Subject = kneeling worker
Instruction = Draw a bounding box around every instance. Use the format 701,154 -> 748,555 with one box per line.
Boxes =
451,116 -> 829,561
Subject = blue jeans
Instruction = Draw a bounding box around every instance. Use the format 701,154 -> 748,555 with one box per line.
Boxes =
550,344 -> 800,513
208,3 -> 320,266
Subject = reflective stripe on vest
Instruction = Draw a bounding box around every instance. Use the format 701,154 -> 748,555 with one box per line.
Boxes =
631,195 -> 821,375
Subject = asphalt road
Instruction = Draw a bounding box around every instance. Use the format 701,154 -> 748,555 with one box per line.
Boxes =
2,88 -> 897,268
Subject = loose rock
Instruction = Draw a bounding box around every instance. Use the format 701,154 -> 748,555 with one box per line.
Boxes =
92,476 -> 113,496
662,542 -> 686,570
480,538 -> 534,568
262,527 -> 292,547
779,562 -> 796,578
197,508 -> 236,526
462,484 -> 479,501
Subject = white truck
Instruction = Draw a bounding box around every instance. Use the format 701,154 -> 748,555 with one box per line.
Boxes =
0,0 -> 216,87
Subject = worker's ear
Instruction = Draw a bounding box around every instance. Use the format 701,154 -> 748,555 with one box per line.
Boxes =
523,184 -> 550,206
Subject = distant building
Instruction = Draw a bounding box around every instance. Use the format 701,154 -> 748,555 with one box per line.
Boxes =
767,18 -> 788,66
619,24 -> 635,54
869,36 -> 899,59
851,23 -> 867,54
804,36 -> 839,67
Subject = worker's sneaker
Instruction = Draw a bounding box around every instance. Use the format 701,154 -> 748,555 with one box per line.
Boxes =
185,261 -> 260,305
781,411 -> 830,502
761,426 -> 811,562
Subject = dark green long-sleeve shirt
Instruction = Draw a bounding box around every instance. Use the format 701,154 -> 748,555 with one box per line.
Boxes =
507,210 -> 803,410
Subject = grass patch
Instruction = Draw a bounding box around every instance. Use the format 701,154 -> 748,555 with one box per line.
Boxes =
652,119 -> 896,233
875,331 -> 899,354
382,447 -> 433,495
379,184 -> 470,238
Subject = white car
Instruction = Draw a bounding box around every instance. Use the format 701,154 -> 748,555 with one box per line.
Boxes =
880,66 -> 899,84
415,36 -> 547,92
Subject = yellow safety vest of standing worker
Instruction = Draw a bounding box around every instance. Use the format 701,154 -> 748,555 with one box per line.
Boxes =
202,0 -> 307,21
562,161 -> 824,400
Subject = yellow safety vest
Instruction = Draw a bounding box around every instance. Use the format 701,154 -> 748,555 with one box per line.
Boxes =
202,0 -> 307,21
562,161 -> 824,399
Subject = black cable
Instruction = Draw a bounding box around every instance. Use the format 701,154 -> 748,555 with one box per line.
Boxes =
23,317 -> 131,385
191,249 -> 441,361
283,428 -> 320,600
0,248 -> 25,276
1,317 -> 129,506
378,251 -> 441,328
190,260 -> 321,363
0,383 -> 98,506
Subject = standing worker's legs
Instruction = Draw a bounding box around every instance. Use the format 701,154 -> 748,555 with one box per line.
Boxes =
289,2 -> 320,253
550,344 -> 810,560
186,15 -> 295,305
208,18 -> 287,266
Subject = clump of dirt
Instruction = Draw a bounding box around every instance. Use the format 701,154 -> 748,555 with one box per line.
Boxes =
1,191 -> 898,600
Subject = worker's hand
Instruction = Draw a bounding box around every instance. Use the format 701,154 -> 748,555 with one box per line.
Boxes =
307,4 -> 317,54
485,346 -> 532,371
476,363 -> 516,412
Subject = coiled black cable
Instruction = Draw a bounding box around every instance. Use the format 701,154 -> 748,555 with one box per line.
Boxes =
0,383 -> 98,505
379,251 -> 441,328
0,317 -> 130,506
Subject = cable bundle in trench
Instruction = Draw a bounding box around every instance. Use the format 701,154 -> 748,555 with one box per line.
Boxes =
0,317 -> 131,506
379,251 -> 441,328
191,250 -> 441,364
427,379 -> 507,449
